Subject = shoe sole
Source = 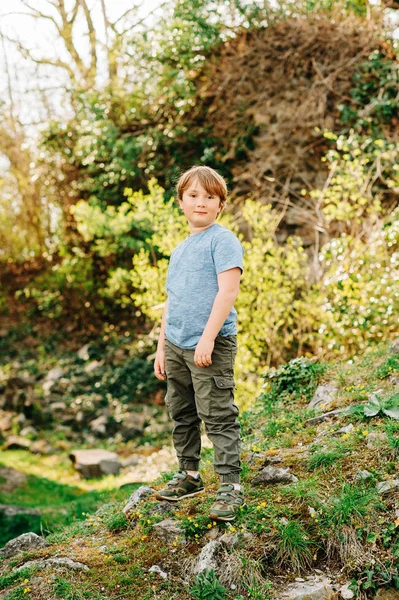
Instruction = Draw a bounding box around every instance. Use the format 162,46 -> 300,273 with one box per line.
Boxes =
154,488 -> 205,502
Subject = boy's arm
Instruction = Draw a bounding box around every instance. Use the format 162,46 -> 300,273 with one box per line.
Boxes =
157,298 -> 168,350
201,267 -> 242,342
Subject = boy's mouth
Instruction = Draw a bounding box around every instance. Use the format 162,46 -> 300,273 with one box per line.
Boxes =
194,211 -> 207,214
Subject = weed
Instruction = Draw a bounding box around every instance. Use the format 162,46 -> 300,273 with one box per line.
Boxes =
325,481 -> 382,528
272,518 -> 314,573
190,569 -> 227,600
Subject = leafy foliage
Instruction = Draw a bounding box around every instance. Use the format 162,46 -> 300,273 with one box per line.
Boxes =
190,569 -> 227,600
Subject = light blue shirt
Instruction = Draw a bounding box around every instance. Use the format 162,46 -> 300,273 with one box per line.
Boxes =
165,222 -> 244,349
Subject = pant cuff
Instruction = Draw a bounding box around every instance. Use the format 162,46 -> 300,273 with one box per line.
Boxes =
179,461 -> 200,471
220,472 -> 241,484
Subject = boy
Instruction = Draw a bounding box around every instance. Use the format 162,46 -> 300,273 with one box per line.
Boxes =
153,165 -> 245,521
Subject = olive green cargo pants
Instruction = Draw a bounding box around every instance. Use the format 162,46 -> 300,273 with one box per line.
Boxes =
164,334 -> 241,483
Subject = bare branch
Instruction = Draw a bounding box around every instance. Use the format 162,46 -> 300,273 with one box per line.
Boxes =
77,0 -> 97,84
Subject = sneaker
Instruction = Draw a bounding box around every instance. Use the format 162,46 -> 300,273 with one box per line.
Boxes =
155,471 -> 205,502
209,483 -> 245,521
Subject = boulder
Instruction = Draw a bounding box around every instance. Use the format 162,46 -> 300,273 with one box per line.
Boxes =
152,519 -> 185,543
251,466 -> 298,486
308,384 -> 338,411
148,501 -> 177,517
3,435 -> 32,450
219,532 -> 255,548
14,557 -> 89,572
0,532 -> 49,558
122,485 -> 155,515
194,540 -> 223,574
69,449 -> 121,478
280,575 -> 334,599
120,412 -> 147,440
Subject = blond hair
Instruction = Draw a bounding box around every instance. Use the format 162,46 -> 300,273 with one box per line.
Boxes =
175,165 -> 228,219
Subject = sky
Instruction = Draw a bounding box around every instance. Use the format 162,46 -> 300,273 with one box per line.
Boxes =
0,0 -> 165,133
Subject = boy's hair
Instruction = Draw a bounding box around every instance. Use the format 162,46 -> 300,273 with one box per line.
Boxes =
176,165 -> 228,219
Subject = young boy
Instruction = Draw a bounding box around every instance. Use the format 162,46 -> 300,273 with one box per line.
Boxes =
153,165 -> 245,521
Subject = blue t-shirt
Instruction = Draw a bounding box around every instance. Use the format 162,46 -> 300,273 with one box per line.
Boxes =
165,222 -> 244,349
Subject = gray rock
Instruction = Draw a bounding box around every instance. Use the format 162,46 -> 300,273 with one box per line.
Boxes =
280,575 -> 334,599
122,485 -> 155,515
308,384 -> 338,411
194,540 -> 223,574
120,412 -> 147,440
390,376 -> 399,387
331,423 -> 354,436
30,440 -> 54,455
0,411 -> 13,432
152,519 -> 185,543
69,449 -> 121,478
89,415 -> 108,437
49,401 -> 67,414
42,367 -> 65,394
19,426 -> 38,438
148,501 -> 177,517
84,360 -> 102,373
390,339 -> 399,354
120,455 -> 140,468
219,532 -> 255,549
339,582 -> 355,599
0,504 -> 40,518
77,344 -> 91,360
14,557 -> 89,572
305,407 -> 348,425
376,479 -> 399,495
355,470 -> 372,481
251,466 -> 298,486
149,565 -> 168,579
3,435 -> 32,450
366,430 -> 386,449
0,532 -> 49,558
0,466 -> 27,492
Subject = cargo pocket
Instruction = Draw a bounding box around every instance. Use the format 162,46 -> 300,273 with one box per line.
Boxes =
211,375 -> 239,420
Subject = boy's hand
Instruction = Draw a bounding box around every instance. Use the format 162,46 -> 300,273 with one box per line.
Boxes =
194,336 -> 214,368
154,347 -> 167,381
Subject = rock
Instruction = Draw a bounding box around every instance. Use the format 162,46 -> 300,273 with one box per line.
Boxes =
152,519 -> 185,543
49,401 -> 67,414
149,565 -> 168,579
355,470 -> 372,481
0,504 -> 41,518
0,466 -> 27,492
308,384 -> 338,411
390,376 -> 399,387
332,423 -> 354,436
375,589 -> 399,599
69,449 -> 121,478
84,360 -> 102,373
305,407 -> 348,425
339,582 -> 355,599
390,339 -> 399,354
120,412 -> 147,440
194,540 -> 223,574
122,485 -> 155,515
14,557 -> 89,572
120,455 -> 140,468
0,411 -> 13,432
30,440 -> 54,455
3,435 -> 32,450
280,575 -> 334,599
148,501 -> 177,517
19,425 -> 38,438
204,527 -> 220,541
376,479 -> 399,495
89,415 -> 108,437
251,466 -> 298,486
219,532 -> 255,548
7,376 -> 35,389
0,532 -> 49,558
77,344 -> 91,360
366,430 -> 386,449
42,367 -> 65,395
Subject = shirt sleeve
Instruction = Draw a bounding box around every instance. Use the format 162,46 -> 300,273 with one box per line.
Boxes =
212,232 -> 244,275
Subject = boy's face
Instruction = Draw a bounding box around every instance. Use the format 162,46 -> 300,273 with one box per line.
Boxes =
179,178 -> 222,233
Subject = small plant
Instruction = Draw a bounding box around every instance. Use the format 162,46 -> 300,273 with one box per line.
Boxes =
190,568 -> 227,600
261,358 -> 326,402
375,355 -> 399,379
346,393 -> 399,420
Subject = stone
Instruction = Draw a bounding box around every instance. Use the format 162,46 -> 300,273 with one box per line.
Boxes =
148,501 -> 177,517
50,401 -> 67,414
332,423 -> 354,436
0,532 -> 49,558
77,343 -> 91,360
120,455 -> 140,468
0,504 -> 41,518
19,426 -> 38,438
69,449 -> 121,478
3,435 -> 32,450
84,360 -> 102,373
366,430 -> 386,449
390,339 -> 399,354
194,540 -> 223,574
251,466 -> 298,486
122,485 -> 155,515
0,466 -> 27,492
14,557 -> 89,572
152,519 -> 185,543
0,411 -> 13,432
339,582 -> 355,599
376,480 -> 399,495
375,589 -> 399,599
219,532 -> 254,548
305,407 -> 348,425
89,415 -> 108,437
149,565 -> 168,579
30,440 -> 54,455
42,367 -> 65,394
308,384 -> 338,411
280,575 -> 334,599
355,470 -> 372,481
120,412 -> 147,440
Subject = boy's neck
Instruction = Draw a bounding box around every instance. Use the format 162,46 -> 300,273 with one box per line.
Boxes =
188,222 -> 217,236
